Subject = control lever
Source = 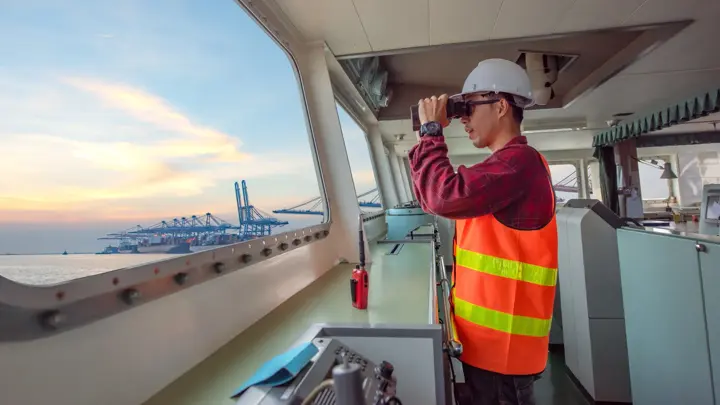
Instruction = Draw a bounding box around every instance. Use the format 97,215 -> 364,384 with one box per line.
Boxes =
332,354 -> 400,405
332,354 -> 365,405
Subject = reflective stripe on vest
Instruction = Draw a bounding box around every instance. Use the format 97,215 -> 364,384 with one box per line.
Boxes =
455,247 -> 557,287
451,150 -> 558,375
453,296 -> 552,337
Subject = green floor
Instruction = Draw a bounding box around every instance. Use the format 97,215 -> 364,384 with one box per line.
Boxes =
534,351 -> 592,405
144,242 -> 434,405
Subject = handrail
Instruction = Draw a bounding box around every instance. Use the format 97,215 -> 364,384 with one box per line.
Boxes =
437,253 -> 462,357
431,225 -> 462,358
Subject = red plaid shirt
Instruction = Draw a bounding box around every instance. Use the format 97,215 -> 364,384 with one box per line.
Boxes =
408,135 -> 554,230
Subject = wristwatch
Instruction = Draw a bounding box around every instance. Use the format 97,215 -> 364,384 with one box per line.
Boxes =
420,121 -> 443,137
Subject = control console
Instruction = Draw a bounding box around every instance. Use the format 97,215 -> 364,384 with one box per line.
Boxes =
235,338 -> 400,405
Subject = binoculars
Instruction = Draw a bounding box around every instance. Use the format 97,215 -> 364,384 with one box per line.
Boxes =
410,96 -> 470,132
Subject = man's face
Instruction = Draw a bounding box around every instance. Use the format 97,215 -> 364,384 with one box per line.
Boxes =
459,93 -> 502,149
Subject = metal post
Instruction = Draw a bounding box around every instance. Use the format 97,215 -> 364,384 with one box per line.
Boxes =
438,253 -> 462,357
432,223 -> 462,357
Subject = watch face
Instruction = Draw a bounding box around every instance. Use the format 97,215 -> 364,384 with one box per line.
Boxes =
423,121 -> 441,136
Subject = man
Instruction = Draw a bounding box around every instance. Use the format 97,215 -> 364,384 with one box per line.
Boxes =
408,58 -> 558,405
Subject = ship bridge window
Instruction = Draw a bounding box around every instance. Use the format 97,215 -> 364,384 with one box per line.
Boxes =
0,0 -> 324,285
336,103 -> 383,211
550,163 -> 579,205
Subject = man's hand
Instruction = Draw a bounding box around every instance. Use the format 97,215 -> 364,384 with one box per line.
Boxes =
418,94 -> 450,128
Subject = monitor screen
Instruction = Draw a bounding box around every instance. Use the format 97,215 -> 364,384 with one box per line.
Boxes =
706,194 -> 720,220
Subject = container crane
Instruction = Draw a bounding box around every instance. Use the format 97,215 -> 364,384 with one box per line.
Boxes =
100,181 -> 288,246
117,213 -> 238,236
235,180 -> 289,240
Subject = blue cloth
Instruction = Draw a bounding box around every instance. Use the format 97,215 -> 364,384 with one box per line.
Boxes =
231,341 -> 319,398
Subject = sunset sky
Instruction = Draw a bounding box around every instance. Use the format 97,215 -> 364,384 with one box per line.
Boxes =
0,0 -> 376,253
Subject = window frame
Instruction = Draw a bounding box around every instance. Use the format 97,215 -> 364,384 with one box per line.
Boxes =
334,95 -> 384,209
0,0 -> 332,341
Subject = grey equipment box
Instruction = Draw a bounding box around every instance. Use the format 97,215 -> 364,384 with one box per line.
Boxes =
234,323 -> 450,405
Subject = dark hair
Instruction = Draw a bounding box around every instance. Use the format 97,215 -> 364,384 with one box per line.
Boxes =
498,92 -> 524,125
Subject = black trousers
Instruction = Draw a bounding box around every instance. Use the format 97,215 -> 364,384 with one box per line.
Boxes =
460,362 -> 538,405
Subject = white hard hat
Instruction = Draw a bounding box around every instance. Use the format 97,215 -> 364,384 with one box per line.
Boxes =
456,58 -> 535,108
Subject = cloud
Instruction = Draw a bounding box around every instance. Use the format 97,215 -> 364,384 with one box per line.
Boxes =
62,77 -> 250,162
0,76 -> 315,222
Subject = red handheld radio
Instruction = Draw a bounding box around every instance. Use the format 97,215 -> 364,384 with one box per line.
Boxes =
351,215 -> 369,309
351,265 -> 368,309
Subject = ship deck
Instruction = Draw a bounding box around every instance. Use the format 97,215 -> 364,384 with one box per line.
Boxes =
143,238 -> 590,405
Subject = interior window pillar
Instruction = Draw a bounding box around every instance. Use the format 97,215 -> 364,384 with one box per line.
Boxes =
578,159 -> 589,198
367,126 -> 399,208
614,138 -> 644,218
588,161 -> 602,199
399,156 -> 414,201
389,154 -> 408,203
295,43 -> 363,262
403,158 -> 417,200
594,146 -> 619,214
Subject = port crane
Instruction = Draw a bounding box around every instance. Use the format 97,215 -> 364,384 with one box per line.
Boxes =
101,181 -> 288,244
273,188 -> 381,215
104,213 -> 239,238
235,180 -> 289,240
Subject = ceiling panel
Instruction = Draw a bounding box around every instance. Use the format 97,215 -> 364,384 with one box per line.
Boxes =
623,0 -> 706,25
554,0 -> 646,33
352,0 -> 430,52
383,29 -> 642,86
275,0 -> 371,55
375,26 -> 658,120
491,0 -> 576,40
620,15 -> 720,74
428,0 -> 503,45
561,69 -> 720,121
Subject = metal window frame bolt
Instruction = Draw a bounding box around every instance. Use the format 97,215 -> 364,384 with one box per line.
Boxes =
40,310 -> 66,330
174,272 -> 188,285
121,288 -> 141,305
213,262 -> 225,274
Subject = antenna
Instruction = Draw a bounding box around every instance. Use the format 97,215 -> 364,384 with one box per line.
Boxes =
358,214 -> 365,269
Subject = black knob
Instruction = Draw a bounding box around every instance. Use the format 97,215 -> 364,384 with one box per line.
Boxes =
380,361 -> 394,379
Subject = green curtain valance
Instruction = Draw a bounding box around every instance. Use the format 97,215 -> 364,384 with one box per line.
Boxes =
592,88 -> 720,147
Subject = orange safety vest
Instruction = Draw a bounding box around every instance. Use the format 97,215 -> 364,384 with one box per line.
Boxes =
451,153 -> 558,376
